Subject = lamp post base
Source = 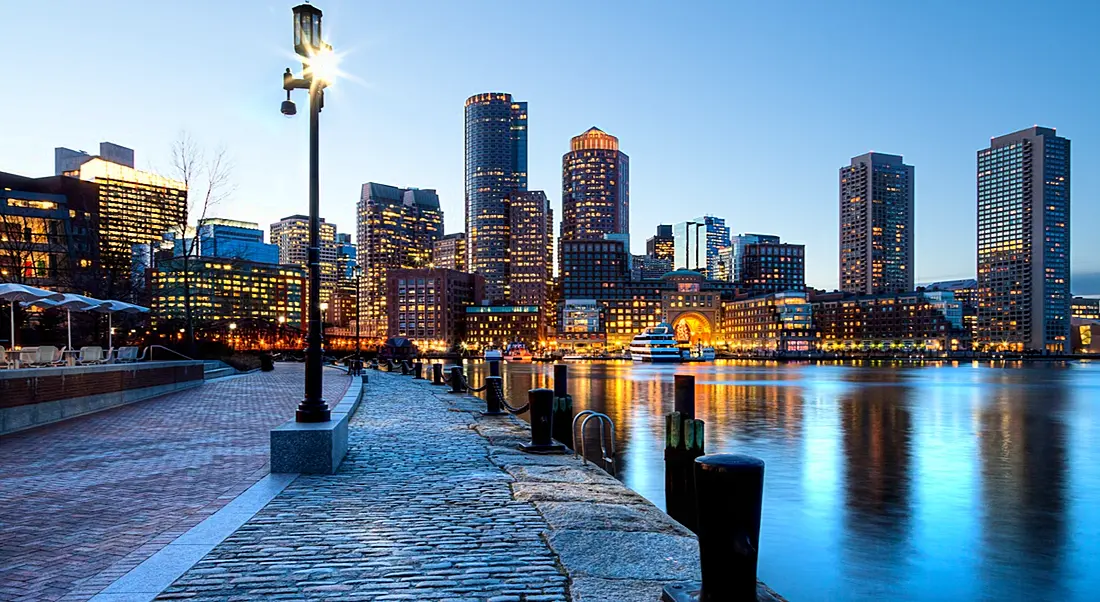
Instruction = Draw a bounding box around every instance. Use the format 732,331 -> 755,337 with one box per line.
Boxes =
296,402 -> 331,423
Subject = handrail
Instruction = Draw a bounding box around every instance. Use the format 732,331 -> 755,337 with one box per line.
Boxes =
140,345 -> 194,362
571,410 -> 616,476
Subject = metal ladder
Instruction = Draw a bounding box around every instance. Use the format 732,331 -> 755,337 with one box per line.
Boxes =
571,410 -> 617,476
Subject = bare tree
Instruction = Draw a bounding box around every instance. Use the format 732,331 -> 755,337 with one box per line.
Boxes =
165,131 -> 235,354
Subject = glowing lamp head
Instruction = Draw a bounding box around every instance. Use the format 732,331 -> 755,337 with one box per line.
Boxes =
292,3 -> 323,58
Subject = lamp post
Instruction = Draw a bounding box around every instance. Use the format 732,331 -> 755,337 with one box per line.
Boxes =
282,2 -> 334,423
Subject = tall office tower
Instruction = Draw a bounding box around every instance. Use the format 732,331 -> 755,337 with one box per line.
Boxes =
646,224 -> 674,262
977,126 -> 1070,353
673,216 -> 729,278
197,218 -> 279,264
509,191 -> 553,312
332,233 -> 358,328
270,215 -> 339,303
357,183 -> 443,338
55,144 -> 187,300
728,234 -> 781,284
432,233 -> 467,272
560,127 -> 630,245
839,152 -> 915,294
741,242 -> 806,293
465,92 -> 527,302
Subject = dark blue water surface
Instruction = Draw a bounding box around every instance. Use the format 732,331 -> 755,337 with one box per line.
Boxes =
468,360 -> 1100,602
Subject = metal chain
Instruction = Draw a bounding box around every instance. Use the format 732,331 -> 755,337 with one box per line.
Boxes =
494,379 -> 529,414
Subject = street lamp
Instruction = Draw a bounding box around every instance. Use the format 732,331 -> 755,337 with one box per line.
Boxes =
283,2 -> 334,423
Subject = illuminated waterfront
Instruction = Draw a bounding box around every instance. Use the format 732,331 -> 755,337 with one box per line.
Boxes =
469,360 -> 1100,602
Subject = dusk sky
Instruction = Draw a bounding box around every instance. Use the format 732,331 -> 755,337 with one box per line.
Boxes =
3,0 -> 1097,292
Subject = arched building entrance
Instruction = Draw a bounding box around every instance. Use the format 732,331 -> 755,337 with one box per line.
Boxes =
670,311 -> 714,345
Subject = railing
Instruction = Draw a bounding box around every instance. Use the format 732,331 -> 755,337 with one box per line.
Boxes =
140,345 -> 195,362
572,410 -> 616,476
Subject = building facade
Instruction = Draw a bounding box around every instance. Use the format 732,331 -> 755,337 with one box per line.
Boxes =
269,214 -> 340,304
357,183 -> 443,339
674,216 -> 729,279
1072,297 -> 1099,320
197,218 -> 279,264
632,255 -> 672,280
560,127 -> 629,246
509,191 -> 553,312
464,305 -> 541,350
386,268 -> 483,351
432,233 -> 466,272
977,126 -> 1071,353
741,242 -> 805,294
560,238 -> 629,300
718,292 -> 815,354
646,224 -> 674,262
728,233 -> 780,284
925,278 -> 978,339
811,290 -> 968,353
839,152 -> 915,295
151,258 -> 305,329
465,92 -> 527,302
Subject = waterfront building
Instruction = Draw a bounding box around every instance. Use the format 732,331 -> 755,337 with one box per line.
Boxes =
357,183 -> 443,339
810,290 -> 968,353
432,233 -> 467,272
839,152 -> 915,295
646,224 -> 675,262
717,292 -> 814,354
560,127 -> 629,245
464,305 -> 541,350
741,242 -> 806,294
557,299 -> 605,353
728,233 -> 780,284
331,233 -> 358,329
632,255 -> 672,280
1071,318 -> 1100,354
197,218 -> 279,264
602,287 -> 665,348
465,92 -> 527,302
270,214 -> 339,304
674,216 -> 729,279
1072,297 -> 1100,320
977,127 -> 1070,353
925,278 -> 978,338
560,238 -> 629,300
151,258 -> 305,329
509,191 -> 553,315
661,270 -> 721,346
921,290 -> 964,330
386,268 -> 483,351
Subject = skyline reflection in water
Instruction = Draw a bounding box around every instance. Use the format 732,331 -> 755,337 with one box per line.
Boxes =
465,360 -> 1100,602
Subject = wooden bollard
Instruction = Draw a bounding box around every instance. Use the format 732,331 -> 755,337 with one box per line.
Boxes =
552,363 -> 573,449
665,374 -> 705,533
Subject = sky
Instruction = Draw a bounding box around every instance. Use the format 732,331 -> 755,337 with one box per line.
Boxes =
3,0 -> 1098,292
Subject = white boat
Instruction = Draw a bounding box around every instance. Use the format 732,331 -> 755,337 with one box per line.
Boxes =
629,323 -> 683,363
503,342 -> 533,362
483,348 -> 503,361
701,346 -> 716,361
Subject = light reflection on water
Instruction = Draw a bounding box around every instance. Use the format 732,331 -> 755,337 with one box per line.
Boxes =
465,360 -> 1100,602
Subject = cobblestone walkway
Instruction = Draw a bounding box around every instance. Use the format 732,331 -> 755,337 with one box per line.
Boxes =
158,372 -> 570,601
0,364 -> 350,602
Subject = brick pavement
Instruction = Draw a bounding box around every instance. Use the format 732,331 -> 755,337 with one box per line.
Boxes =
0,364 -> 350,602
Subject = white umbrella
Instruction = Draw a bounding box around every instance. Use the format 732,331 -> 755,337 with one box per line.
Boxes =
0,284 -> 65,349
92,300 -> 149,350
22,294 -> 105,350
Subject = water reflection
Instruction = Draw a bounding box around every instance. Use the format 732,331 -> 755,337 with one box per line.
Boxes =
464,360 -> 1100,601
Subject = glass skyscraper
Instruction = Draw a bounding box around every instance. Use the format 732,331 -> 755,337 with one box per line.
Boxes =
977,126 -> 1070,353
464,92 -> 527,302
673,216 -> 729,279
560,127 -> 629,245
838,152 -> 915,295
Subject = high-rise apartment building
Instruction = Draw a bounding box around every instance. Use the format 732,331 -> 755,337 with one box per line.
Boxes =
646,224 -> 674,262
839,152 -> 915,295
977,126 -> 1070,353
728,233 -> 780,284
332,233 -> 358,329
673,216 -> 729,278
357,183 -> 443,338
509,191 -> 553,312
432,233 -> 467,272
197,219 -> 279,264
465,92 -> 527,302
741,242 -> 806,294
269,215 -> 339,303
560,127 -> 629,245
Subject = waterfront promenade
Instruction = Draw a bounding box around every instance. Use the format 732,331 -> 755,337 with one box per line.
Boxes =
0,365 -> 352,601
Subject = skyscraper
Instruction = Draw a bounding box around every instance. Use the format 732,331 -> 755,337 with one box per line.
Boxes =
560,127 -> 629,244
509,191 -> 553,318
977,126 -> 1070,353
432,233 -> 466,272
465,92 -> 527,302
270,215 -> 339,303
673,216 -> 729,278
646,224 -> 674,262
357,183 -> 443,338
839,152 -> 915,295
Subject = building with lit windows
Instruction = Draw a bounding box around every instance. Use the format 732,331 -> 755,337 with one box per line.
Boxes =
330,233 -> 358,330
357,183 -> 443,339
674,216 -> 729,279
741,242 -> 805,294
387,268 -> 483,351
839,152 -> 914,295
727,233 -> 780,284
197,218 -> 279,264
557,299 -> 605,352
560,238 -> 629,300
464,305 -> 541,350
269,214 -> 340,304
810,290 -> 969,353
718,292 -> 814,354
632,255 -> 672,280
560,127 -> 629,249
151,259 -> 305,329
925,278 -> 978,338
432,233 -> 466,272
646,224 -> 674,262
509,191 -> 553,314
603,287 -> 666,348
977,127 -> 1070,353
1072,297 -> 1099,320
465,92 -> 527,302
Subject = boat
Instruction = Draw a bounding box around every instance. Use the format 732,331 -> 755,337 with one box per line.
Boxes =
483,347 -> 503,361
628,323 -> 683,363
503,342 -> 533,362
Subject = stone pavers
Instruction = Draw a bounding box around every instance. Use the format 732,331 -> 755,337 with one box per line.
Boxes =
0,364 -> 350,602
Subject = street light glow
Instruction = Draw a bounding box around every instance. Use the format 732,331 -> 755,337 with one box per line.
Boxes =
303,46 -> 344,85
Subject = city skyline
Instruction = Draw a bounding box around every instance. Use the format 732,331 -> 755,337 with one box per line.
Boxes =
1,1 -> 1098,293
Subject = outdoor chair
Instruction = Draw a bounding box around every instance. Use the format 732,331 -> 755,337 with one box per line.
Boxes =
34,346 -> 61,367
18,347 -> 38,367
0,346 -> 12,369
77,346 -> 105,365
116,346 -> 139,363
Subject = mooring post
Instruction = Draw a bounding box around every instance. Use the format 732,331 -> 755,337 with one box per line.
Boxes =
413,361 -> 423,379
489,359 -> 501,377
665,374 -> 705,533
448,365 -> 465,394
432,362 -> 445,385
400,360 -> 410,375
662,454 -> 765,602
520,388 -> 566,454
551,363 -> 574,448
483,375 -> 506,416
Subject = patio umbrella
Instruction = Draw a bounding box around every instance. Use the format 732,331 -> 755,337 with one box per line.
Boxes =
92,300 -> 149,350
22,294 -> 105,350
0,283 -> 65,349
